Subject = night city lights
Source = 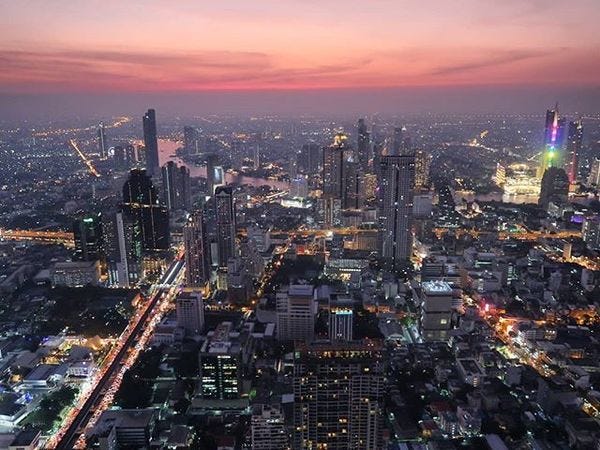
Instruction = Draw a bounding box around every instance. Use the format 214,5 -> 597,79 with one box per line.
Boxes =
0,1 -> 600,449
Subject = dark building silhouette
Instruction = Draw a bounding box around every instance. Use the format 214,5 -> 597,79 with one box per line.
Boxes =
97,122 -> 107,159
214,186 -> 236,268
379,154 -> 415,267
206,153 -> 218,195
143,109 -> 159,176
122,169 -> 169,251
539,167 -> 569,209
73,213 -> 104,261
161,161 -> 191,210
298,142 -> 321,175
293,342 -> 385,450
565,120 -> 583,184
183,126 -> 200,155
184,210 -> 210,287
357,118 -> 370,171
392,126 -> 411,155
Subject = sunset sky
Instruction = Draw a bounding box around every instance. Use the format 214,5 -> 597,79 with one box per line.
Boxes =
1,0 -> 599,93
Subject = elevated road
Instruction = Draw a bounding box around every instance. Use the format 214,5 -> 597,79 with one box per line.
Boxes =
50,258 -> 184,449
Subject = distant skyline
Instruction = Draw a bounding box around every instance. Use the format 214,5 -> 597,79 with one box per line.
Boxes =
1,1 -> 599,118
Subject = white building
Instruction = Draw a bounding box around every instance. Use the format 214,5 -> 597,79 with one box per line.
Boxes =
329,307 -> 353,342
251,404 -> 288,450
276,285 -> 315,342
176,292 -> 205,335
420,281 -> 453,342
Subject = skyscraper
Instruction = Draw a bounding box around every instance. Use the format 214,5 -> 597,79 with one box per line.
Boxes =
414,149 -> 432,190
538,167 -> 569,209
183,211 -> 210,287
73,213 -> 104,262
357,118 -> 370,171
161,161 -> 191,211
588,157 -> 600,186
105,210 -> 141,287
176,292 -> 205,335
379,154 -> 416,267
420,280 -> 453,342
276,284 -> 315,342
565,120 -> 583,184
539,105 -> 566,177
293,342 -> 385,450
143,109 -> 159,176
298,142 -> 321,174
214,186 -> 236,268
97,122 -> 108,159
251,405 -> 289,450
122,169 -> 169,251
206,153 -> 218,195
329,307 -> 353,342
199,322 -> 241,400
322,133 -> 361,211
393,126 -> 411,155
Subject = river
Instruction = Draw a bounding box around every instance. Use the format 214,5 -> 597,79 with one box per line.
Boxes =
157,139 -> 290,190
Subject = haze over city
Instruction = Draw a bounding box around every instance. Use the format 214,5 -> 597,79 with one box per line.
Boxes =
1,2 -> 600,450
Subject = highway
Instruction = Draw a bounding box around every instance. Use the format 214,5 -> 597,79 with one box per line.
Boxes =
69,139 -> 101,178
50,258 -> 184,449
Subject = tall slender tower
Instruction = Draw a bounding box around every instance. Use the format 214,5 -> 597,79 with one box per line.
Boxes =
183,211 -> 210,287
539,104 -> 566,177
214,186 -> 237,268
97,122 -> 108,159
565,120 -> 583,184
143,109 -> 159,176
379,154 -> 415,267
357,118 -> 370,171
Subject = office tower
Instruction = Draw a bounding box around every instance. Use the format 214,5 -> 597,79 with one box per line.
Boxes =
105,210 -> 141,287
183,211 -> 210,287
253,143 -> 261,170
97,122 -> 108,158
183,126 -> 199,155
357,118 -> 370,171
214,186 -> 237,268
393,126 -> 411,155
276,284 -> 315,342
143,108 -> 159,176
290,176 -> 309,199
199,322 -> 241,399
162,161 -> 191,210
538,167 -> 569,209
293,342 -> 385,450
539,105 -> 566,177
176,292 -> 205,335
206,153 -> 218,195
251,405 -> 289,450
565,120 -> 583,184
343,159 -> 362,209
73,213 -> 104,262
379,154 -> 416,267
582,216 -> 600,251
122,169 -> 169,251
420,280 -> 453,342
298,142 -> 321,174
322,133 -> 348,200
317,198 -> 342,228
414,149 -> 432,189
329,307 -> 353,341
588,157 -> 600,186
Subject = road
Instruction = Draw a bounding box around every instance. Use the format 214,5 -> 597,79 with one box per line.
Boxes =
49,258 -> 184,449
69,139 -> 101,178
0,229 -> 75,247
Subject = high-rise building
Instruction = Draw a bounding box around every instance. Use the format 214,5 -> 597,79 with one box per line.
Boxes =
183,211 -> 210,287
393,126 -> 411,155
539,105 -> 567,177
276,284 -> 315,342
565,120 -> 583,184
143,109 -> 159,176
176,292 -> 205,335
251,405 -> 289,450
183,126 -> 200,155
162,161 -> 191,211
122,169 -> 169,251
105,210 -> 141,287
538,167 -> 569,209
329,307 -> 353,342
420,280 -> 453,342
298,142 -> 321,175
206,153 -> 218,195
582,216 -> 600,251
293,342 -> 385,450
214,186 -> 237,268
199,322 -> 242,400
357,118 -> 370,171
588,157 -> 600,186
73,213 -> 104,262
414,149 -> 431,190
379,154 -> 416,267
322,133 -> 362,211
97,122 -> 108,159
290,176 -> 309,199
